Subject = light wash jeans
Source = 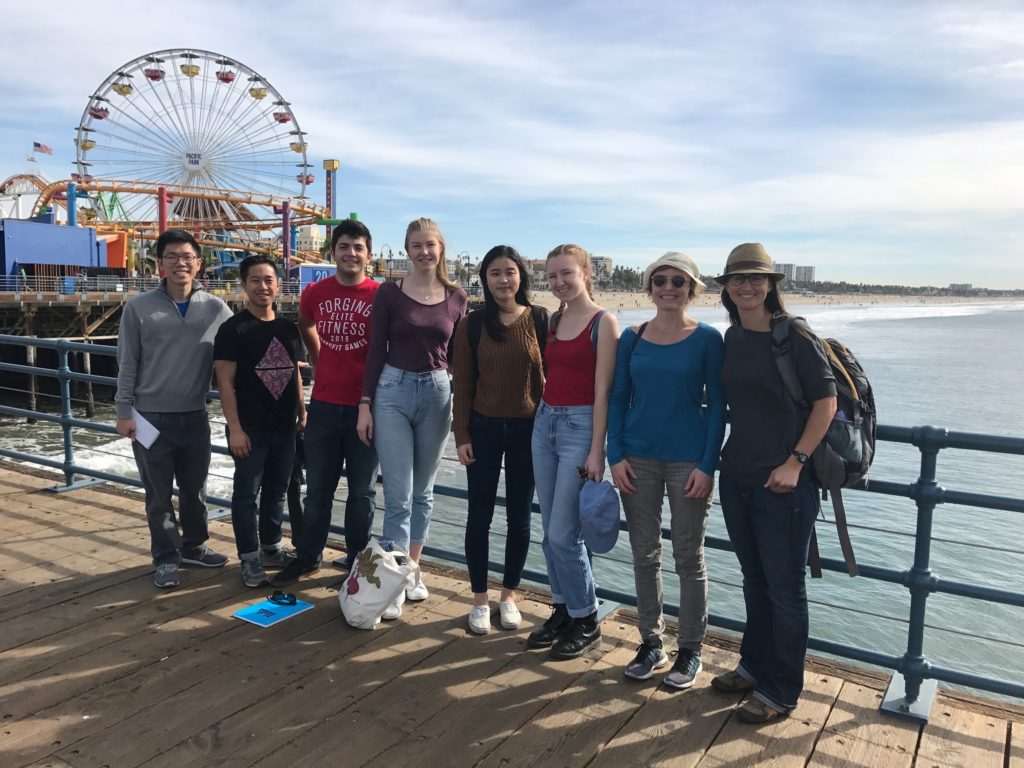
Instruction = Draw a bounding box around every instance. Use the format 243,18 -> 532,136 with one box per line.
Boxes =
531,401 -> 598,618
373,364 -> 452,552
620,456 -> 711,653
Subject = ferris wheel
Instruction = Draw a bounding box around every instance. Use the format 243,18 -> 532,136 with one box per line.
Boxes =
74,48 -> 312,227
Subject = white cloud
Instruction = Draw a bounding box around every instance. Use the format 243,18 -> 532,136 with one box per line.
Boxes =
3,0 -> 1024,286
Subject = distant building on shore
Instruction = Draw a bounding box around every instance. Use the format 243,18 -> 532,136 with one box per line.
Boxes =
295,224 -> 326,254
774,262 -> 816,284
591,255 -> 614,279
794,265 -> 816,283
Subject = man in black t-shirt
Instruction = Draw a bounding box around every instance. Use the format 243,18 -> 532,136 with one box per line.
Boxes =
214,255 -> 306,587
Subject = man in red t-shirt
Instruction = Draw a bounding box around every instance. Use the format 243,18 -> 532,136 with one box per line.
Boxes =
273,220 -> 380,586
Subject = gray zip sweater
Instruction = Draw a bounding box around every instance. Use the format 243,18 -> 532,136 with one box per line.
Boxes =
115,282 -> 232,419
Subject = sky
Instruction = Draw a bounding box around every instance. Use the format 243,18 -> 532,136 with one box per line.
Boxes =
3,0 -> 1024,288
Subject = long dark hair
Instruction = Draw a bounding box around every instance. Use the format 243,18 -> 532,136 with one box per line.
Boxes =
721,277 -> 788,326
479,245 -> 531,342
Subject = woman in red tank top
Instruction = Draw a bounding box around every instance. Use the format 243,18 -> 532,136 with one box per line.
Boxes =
527,244 -> 619,660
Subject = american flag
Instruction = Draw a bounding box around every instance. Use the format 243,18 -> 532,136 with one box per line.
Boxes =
32,141 -> 53,156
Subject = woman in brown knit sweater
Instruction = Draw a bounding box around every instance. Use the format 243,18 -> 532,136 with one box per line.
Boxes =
451,245 -> 548,635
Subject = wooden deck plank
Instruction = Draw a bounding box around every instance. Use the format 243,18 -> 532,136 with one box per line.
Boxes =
470,629 -> 647,768
808,729 -> 914,768
586,644 -> 742,768
1010,720 -> 1024,768
820,681 -> 920,753
363,601 -> 635,768
3,582 -> 343,767
916,701 -> 1007,768
129,575 -> 475,768
696,671 -> 844,768
0,566 -> 230,681
0,466 -> 1017,768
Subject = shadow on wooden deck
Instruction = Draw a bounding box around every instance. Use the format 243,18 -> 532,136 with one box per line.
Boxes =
0,464 -> 1021,768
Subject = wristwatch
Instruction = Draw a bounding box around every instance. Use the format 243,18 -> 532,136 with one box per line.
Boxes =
791,450 -> 809,464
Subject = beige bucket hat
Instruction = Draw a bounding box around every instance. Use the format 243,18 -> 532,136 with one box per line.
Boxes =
642,251 -> 706,295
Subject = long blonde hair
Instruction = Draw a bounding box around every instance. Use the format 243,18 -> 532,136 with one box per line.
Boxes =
546,243 -> 595,337
405,217 -> 458,290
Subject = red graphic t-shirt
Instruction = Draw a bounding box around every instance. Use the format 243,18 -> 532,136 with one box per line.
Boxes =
299,276 -> 379,405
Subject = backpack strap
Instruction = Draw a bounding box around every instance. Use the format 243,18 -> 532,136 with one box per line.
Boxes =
807,528 -> 822,578
830,486 -> 860,577
589,309 -> 607,349
466,310 -> 485,384
771,315 -> 808,408
530,305 -> 548,361
625,322 -> 648,408
630,322 -> 648,355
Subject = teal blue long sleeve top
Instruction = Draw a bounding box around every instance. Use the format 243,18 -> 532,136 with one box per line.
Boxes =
606,321 -> 726,475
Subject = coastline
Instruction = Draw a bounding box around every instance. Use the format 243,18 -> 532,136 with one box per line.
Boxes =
526,290 -> 1019,313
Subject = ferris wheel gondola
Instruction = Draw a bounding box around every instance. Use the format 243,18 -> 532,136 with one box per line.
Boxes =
74,48 -> 310,230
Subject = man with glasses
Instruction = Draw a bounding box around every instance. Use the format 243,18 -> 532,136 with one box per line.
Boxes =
116,229 -> 233,588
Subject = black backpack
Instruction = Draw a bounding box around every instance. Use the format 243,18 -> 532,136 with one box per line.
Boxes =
772,315 -> 877,577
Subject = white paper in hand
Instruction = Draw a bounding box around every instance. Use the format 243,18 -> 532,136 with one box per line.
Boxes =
131,407 -> 160,449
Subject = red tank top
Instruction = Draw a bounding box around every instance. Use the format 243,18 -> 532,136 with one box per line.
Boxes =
542,311 -> 601,406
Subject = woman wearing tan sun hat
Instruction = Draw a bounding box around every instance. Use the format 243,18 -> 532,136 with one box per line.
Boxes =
711,242 -> 837,723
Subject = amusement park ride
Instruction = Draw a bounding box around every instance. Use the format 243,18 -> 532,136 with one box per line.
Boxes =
1,48 -> 336,274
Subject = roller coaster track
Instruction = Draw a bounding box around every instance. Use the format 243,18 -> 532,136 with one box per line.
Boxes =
25,178 -> 329,263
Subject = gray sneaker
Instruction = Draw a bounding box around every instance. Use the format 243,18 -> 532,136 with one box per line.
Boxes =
663,650 -> 702,690
154,563 -> 180,589
261,546 -> 297,569
181,547 -> 228,567
241,557 -> 269,588
624,641 -> 669,680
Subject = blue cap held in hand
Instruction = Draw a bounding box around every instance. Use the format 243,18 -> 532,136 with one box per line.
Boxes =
579,480 -> 621,554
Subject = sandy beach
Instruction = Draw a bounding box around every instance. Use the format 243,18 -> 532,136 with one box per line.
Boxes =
526,289 -> 1015,314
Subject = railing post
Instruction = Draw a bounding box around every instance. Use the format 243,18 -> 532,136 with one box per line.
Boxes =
57,340 -> 76,489
881,424 -> 945,722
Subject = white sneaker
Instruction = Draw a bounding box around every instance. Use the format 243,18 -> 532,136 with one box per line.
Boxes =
499,601 -> 522,630
406,578 -> 429,601
468,605 -> 491,635
381,591 -> 405,621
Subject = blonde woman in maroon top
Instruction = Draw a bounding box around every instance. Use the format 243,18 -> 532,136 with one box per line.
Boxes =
357,218 -> 468,621
527,244 -> 618,659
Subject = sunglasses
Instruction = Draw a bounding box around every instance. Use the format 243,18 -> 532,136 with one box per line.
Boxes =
727,274 -> 768,287
577,466 -> 589,480
651,274 -> 688,289
268,590 -> 297,606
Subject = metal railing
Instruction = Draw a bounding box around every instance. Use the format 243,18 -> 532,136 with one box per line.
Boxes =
0,275 -> 305,298
0,332 -> 1022,723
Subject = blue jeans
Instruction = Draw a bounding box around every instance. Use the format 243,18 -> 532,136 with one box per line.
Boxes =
464,412 -> 535,594
719,470 -> 820,712
131,410 -> 211,566
373,364 -> 452,552
531,401 -> 597,618
229,427 -> 295,557
297,399 -> 379,568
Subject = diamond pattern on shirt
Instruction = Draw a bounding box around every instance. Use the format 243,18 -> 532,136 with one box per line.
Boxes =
255,337 -> 293,400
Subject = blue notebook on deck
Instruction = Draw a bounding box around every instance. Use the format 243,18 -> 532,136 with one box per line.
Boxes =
233,597 -> 314,627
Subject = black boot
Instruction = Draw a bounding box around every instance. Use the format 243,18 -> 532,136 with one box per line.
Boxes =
550,611 -> 601,659
527,603 -> 572,648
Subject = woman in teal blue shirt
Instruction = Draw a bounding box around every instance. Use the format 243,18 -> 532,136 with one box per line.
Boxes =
608,251 -> 725,688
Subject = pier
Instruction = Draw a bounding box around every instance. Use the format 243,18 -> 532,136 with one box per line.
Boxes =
2,463 -> 1022,767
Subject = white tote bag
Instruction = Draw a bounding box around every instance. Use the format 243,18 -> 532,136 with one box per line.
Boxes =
338,537 -> 420,630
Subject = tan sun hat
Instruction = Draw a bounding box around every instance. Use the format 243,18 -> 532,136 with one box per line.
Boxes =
642,251 -> 706,295
714,243 -> 786,285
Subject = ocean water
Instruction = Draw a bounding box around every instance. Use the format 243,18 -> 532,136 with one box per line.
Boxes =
2,300 -> 1023,693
